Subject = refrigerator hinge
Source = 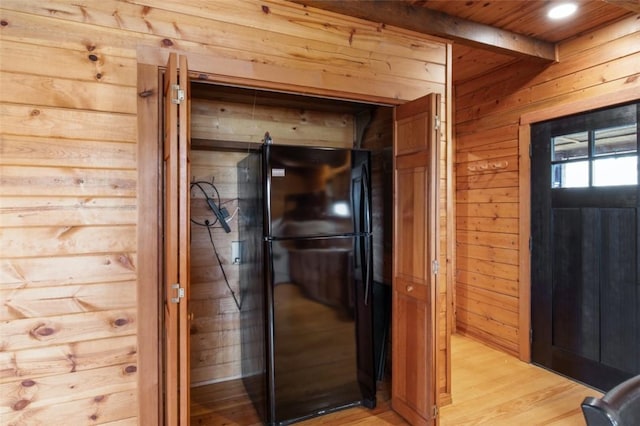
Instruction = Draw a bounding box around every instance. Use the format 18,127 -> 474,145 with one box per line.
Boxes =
171,283 -> 184,304
433,405 -> 439,419
432,259 -> 439,275
171,84 -> 185,104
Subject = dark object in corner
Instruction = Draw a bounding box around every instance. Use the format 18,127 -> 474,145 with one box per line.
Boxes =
582,374 -> 640,426
206,198 -> 231,233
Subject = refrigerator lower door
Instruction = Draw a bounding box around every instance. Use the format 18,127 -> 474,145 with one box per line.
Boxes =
269,236 -> 370,424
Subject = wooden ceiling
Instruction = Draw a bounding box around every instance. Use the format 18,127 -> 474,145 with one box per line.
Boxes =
293,1 -> 638,83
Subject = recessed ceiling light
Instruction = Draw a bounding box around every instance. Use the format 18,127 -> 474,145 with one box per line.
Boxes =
548,3 -> 578,20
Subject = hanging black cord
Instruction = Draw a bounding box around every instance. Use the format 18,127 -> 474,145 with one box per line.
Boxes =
190,181 -> 222,227
189,180 -> 241,311
204,220 -> 241,311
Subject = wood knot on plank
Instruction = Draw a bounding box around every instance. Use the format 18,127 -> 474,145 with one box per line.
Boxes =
86,43 -> 96,51
162,38 -> 174,47
262,5 -> 270,14
13,399 -> 30,411
139,89 -> 154,98
88,54 -> 99,62
96,73 -> 103,80
113,317 -> 129,327
124,365 -> 137,374
1,20 -> 8,27
94,395 -> 106,403
118,254 -> 135,270
30,323 -> 56,338
30,109 -> 40,117
21,379 -> 36,387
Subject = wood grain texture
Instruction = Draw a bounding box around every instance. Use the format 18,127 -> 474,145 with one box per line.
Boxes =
439,335 -> 601,426
188,334 -> 599,425
135,59 -> 162,426
393,94 -> 440,425
189,149 -> 244,386
454,13 -> 640,358
0,0 -> 452,423
192,98 -> 355,147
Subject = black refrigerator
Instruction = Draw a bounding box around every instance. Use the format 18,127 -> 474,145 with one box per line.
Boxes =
238,144 -> 376,425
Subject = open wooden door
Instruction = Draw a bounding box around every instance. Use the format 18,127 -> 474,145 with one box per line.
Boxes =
163,52 -> 191,425
392,93 -> 441,425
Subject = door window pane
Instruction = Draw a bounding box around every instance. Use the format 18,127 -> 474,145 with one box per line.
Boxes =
593,156 -> 638,186
552,161 -> 589,188
594,124 -> 637,156
552,131 -> 588,161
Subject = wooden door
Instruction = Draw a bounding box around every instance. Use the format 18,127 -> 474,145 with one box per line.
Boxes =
163,52 -> 191,425
531,102 -> 639,391
392,93 -> 441,425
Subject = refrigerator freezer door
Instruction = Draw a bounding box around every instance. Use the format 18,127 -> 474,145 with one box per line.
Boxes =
265,145 -> 358,239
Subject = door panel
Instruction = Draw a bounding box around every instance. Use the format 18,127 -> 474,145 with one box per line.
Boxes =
163,52 -> 179,426
163,52 -> 191,425
531,103 -> 639,391
392,93 -> 440,425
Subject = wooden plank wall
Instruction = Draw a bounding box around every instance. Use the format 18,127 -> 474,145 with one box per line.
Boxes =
454,15 -> 640,357
0,0 -> 450,423
192,98 -> 355,148
189,150 -> 245,386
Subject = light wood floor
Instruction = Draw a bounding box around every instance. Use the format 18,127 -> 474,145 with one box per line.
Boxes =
191,334 -> 601,425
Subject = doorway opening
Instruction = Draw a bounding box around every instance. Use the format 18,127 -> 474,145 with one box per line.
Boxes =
179,81 -> 395,423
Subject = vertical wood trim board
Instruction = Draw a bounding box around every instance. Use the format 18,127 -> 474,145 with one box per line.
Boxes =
136,62 -> 161,426
517,124 -> 531,362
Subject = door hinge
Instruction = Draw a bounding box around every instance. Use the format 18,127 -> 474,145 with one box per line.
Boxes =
171,84 -> 185,104
171,283 -> 185,304
434,115 -> 441,130
433,405 -> 439,418
432,259 -> 440,275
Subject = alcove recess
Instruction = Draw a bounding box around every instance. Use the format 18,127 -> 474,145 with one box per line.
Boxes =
188,82 -> 393,387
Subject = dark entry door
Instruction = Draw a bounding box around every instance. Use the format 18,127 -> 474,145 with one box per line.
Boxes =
531,102 -> 640,391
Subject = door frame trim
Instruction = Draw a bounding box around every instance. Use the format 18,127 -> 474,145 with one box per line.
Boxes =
136,46 -> 451,424
517,89 -> 640,362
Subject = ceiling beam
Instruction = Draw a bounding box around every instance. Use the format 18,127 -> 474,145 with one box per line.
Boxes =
602,0 -> 640,14
290,0 -> 557,62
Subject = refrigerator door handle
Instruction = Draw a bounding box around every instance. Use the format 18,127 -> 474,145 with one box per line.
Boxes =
361,164 -> 372,306
364,236 -> 371,306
